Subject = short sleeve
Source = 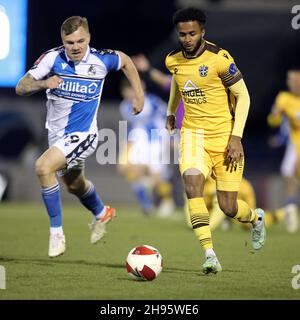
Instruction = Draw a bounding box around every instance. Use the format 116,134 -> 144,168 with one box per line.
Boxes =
98,49 -> 121,72
165,55 -> 171,72
28,51 -> 56,80
165,49 -> 180,74
216,49 -> 243,87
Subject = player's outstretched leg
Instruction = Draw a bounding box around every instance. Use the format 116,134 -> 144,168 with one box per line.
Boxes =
233,200 -> 266,250
218,192 -> 266,251
36,148 -> 67,258
79,182 -> 116,244
184,172 -> 222,274
63,170 -> 117,244
89,206 -> 116,244
188,197 -> 222,274
41,184 -> 66,258
251,208 -> 266,250
202,255 -> 222,274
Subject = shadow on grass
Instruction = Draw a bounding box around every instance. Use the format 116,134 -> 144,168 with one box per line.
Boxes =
164,266 -> 243,276
0,256 -> 124,269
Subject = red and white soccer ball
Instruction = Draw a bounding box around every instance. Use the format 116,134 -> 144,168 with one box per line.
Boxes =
126,245 -> 163,281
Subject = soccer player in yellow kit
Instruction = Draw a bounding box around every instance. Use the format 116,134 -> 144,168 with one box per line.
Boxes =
267,69 -> 300,232
165,7 -> 266,274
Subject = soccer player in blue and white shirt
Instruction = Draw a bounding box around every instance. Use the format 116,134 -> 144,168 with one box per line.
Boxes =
118,79 -> 174,216
16,16 -> 144,258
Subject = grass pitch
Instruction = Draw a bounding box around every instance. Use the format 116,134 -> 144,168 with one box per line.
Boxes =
0,203 -> 299,300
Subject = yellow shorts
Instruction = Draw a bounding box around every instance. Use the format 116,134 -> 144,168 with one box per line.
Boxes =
179,128 -> 244,191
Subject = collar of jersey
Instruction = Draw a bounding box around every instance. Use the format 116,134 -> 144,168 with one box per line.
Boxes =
182,40 -> 207,60
64,45 -> 90,64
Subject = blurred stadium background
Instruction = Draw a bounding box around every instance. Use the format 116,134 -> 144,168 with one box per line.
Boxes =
0,0 -> 300,210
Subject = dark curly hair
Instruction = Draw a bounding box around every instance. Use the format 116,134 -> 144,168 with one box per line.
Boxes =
173,7 -> 206,27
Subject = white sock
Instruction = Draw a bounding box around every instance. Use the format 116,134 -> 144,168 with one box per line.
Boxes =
205,248 -> 216,258
50,226 -> 63,236
95,206 -> 106,220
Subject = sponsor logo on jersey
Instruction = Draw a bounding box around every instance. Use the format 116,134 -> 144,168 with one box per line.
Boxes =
58,81 -> 98,94
181,80 -> 206,104
199,65 -> 208,77
61,62 -> 68,70
51,77 -> 102,101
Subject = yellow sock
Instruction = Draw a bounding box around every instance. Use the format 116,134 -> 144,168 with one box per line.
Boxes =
188,198 -> 213,250
234,200 -> 258,224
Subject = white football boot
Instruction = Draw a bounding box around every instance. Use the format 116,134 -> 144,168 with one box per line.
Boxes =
48,233 -> 66,258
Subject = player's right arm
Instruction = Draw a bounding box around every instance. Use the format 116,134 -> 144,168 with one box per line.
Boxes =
15,73 -> 63,96
132,54 -> 171,89
166,76 -> 181,133
16,50 -> 63,96
117,51 -> 144,115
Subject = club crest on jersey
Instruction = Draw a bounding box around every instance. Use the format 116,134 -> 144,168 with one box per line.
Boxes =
199,65 -> 208,77
88,64 -> 96,76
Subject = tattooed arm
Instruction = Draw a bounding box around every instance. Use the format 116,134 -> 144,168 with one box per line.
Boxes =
15,73 -> 63,96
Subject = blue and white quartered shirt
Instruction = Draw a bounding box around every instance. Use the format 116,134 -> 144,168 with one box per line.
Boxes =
29,46 -> 121,137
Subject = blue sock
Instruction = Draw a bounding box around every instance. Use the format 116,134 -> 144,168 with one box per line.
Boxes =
80,183 -> 104,217
132,182 -> 152,214
41,183 -> 62,228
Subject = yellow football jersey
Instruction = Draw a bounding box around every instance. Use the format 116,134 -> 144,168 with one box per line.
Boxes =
275,91 -> 300,155
165,40 -> 243,137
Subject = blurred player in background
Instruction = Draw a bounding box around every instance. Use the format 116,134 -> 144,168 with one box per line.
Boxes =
15,16 -> 144,257
132,54 -> 185,129
267,69 -> 300,233
165,7 -> 266,274
118,79 -> 174,216
132,54 -> 185,211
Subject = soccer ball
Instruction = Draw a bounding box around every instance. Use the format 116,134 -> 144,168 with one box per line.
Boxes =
126,245 -> 163,281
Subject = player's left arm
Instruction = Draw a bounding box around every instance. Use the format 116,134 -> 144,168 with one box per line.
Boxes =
227,78 -> 250,165
117,51 -> 144,115
217,50 -> 250,165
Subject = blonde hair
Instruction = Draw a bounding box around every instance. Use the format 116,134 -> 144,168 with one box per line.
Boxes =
61,16 -> 89,36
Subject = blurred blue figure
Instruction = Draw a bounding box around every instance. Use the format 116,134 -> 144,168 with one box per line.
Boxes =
118,79 -> 174,216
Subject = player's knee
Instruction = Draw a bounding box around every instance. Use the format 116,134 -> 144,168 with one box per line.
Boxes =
35,159 -> 52,177
183,170 -> 205,198
218,200 -> 237,217
183,180 -> 202,198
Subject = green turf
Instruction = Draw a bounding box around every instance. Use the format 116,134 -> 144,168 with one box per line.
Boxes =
0,203 -> 299,300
